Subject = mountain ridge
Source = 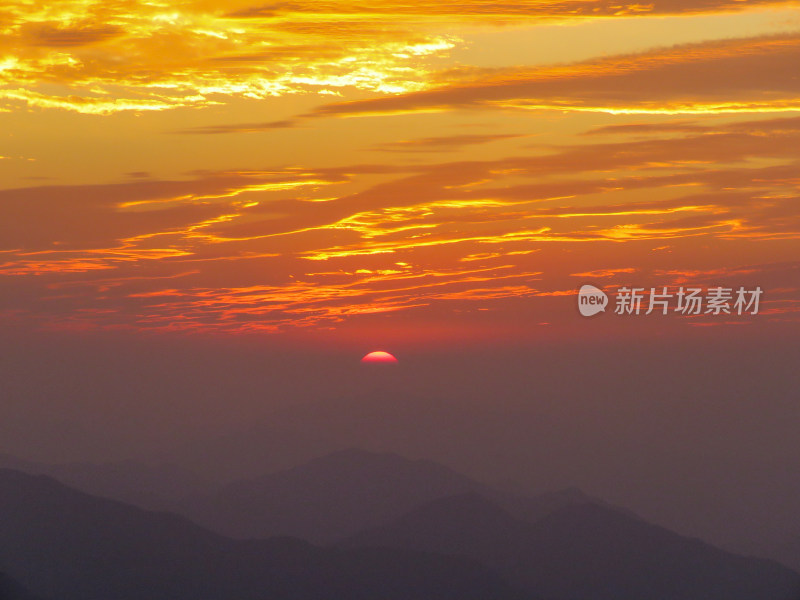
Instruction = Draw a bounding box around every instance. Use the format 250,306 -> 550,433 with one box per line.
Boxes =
0,468 -> 529,600
341,490 -> 800,600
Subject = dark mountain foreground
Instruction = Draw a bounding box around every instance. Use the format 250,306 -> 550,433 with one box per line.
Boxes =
4,447 -> 799,600
0,469 -> 526,600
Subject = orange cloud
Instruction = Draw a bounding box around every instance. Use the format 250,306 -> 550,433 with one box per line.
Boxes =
3,1 -> 797,114
0,1 -> 458,113
571,268 -> 638,278
370,133 -> 526,153
2,111 -> 800,332
222,0 -> 794,19
309,34 -> 800,118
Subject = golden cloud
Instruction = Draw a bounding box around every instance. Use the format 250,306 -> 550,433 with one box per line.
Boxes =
2,112 -> 800,331
309,34 -> 800,118
3,1 -> 797,113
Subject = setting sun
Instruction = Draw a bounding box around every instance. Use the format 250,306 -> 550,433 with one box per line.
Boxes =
361,351 -> 399,363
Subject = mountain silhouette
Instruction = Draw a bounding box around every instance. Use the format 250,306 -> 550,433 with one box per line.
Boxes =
342,492 -> 800,600
0,469 -> 527,600
755,533 -> 800,573
182,448 -> 651,544
160,423 -> 341,482
184,448 -> 490,542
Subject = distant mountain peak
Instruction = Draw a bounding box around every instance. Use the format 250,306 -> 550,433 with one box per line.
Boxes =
186,448 -> 488,543
258,447 -> 477,489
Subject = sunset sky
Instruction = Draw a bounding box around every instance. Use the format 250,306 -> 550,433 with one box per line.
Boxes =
3,0 -> 800,560
2,0 -> 799,343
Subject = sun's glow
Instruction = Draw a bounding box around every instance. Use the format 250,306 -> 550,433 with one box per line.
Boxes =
361,351 -> 399,363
